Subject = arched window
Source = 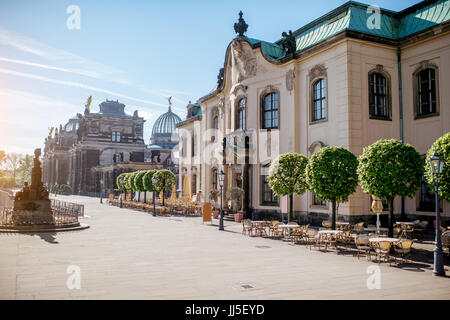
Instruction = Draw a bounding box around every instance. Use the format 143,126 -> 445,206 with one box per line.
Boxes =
213,115 -> 219,129
312,79 -> 326,121
262,92 -> 279,129
416,68 -> 438,117
369,72 -> 389,119
237,98 -> 246,130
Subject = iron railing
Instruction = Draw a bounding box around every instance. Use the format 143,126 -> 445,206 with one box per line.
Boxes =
0,200 -> 84,226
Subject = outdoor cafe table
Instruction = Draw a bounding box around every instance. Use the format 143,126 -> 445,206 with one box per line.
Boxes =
369,237 -> 400,243
277,224 -> 301,239
318,230 -> 343,235
364,227 -> 389,234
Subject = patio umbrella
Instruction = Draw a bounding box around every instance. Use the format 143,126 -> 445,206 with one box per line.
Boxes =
371,195 -> 384,233
170,184 -> 176,202
184,175 -> 191,202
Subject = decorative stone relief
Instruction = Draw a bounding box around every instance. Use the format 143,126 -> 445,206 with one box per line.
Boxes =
308,64 -> 327,79
230,39 -> 257,85
286,68 -> 295,92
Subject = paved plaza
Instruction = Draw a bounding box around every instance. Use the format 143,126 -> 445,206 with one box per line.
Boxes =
0,195 -> 449,300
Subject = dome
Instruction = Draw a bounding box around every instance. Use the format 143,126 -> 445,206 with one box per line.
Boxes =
151,107 -> 181,136
150,106 -> 181,149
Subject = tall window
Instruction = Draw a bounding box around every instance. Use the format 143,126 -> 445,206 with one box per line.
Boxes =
312,192 -> 327,206
312,79 -> 326,121
369,72 -> 389,118
237,98 -> 246,130
191,134 -> 196,156
417,68 -> 437,117
261,164 -> 277,205
111,131 -> 121,142
262,92 -> 279,129
419,173 -> 435,211
192,174 -> 197,195
211,115 -> 219,142
212,169 -> 218,190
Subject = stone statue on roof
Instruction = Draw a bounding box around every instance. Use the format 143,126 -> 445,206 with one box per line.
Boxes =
281,30 -> 296,55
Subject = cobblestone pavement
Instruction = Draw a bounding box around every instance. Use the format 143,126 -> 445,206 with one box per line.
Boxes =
1,195 -> 449,299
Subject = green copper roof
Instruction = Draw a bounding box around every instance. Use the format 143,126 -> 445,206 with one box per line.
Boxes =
249,0 -> 450,61
398,0 -> 450,38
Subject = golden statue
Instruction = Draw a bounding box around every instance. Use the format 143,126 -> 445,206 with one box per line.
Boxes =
85,96 -> 92,113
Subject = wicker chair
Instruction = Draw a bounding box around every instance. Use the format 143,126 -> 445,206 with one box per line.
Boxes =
372,241 -> 392,264
271,222 -> 285,239
336,231 -> 352,252
393,239 -> 413,263
353,222 -> 365,234
242,219 -> 253,236
355,235 -> 371,260
442,231 -> 450,255
304,229 -> 319,250
322,221 -> 332,229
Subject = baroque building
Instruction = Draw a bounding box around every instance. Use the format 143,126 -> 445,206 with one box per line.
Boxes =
178,0 -> 450,223
43,99 -> 165,196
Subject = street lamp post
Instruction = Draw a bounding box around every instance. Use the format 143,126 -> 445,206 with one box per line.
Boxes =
152,176 -> 157,217
100,178 -> 103,204
427,151 -> 445,277
218,170 -> 225,231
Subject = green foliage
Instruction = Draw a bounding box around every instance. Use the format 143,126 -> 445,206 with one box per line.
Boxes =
0,176 -> 16,189
357,139 -> 424,200
128,172 -> 138,191
134,171 -> 147,192
152,170 -> 176,193
123,173 -> 134,191
143,170 -> 158,192
306,146 -> 358,203
268,152 -> 308,196
226,187 -> 245,211
209,189 -> 220,202
58,184 -> 72,195
17,154 -> 33,185
116,173 -> 126,191
425,132 -> 450,201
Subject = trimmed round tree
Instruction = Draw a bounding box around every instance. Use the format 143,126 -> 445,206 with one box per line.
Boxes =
134,170 -> 147,202
143,169 -> 158,205
152,169 -> 176,206
306,146 -> 358,230
116,173 -> 126,191
358,139 -> 424,237
268,152 -> 308,223
425,132 -> 450,202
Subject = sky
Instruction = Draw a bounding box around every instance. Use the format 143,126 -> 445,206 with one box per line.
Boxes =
0,0 -> 417,155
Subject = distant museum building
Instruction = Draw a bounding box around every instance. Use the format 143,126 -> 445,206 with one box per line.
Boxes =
43,99 -> 179,195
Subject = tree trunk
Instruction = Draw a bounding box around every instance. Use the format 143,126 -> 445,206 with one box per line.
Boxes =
162,190 -> 165,207
331,200 -> 336,230
388,197 -> 394,237
288,194 -> 293,223
144,192 -> 146,204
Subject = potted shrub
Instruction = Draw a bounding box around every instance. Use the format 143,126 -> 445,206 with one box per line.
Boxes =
226,187 -> 245,222
209,189 -> 220,219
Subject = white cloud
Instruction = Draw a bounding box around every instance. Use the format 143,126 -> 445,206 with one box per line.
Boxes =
0,26 -> 131,85
0,68 -> 167,107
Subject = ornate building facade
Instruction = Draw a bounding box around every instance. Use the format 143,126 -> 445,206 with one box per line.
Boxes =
43,99 -> 164,195
178,0 -> 450,223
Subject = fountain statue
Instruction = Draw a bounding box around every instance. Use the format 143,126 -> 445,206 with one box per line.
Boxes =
12,148 -> 54,224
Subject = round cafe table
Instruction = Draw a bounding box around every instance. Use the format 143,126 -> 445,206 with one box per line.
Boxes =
318,230 -> 343,235
369,237 -> 399,243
